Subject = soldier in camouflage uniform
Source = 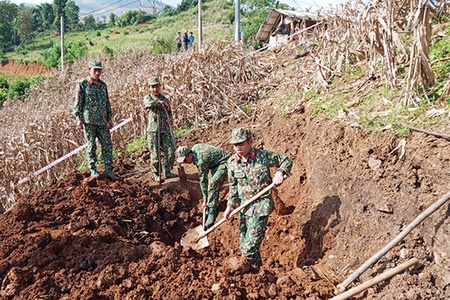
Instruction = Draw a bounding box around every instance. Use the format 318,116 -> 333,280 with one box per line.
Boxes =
176,144 -> 230,229
143,77 -> 176,182
73,60 -> 119,181
224,127 -> 292,267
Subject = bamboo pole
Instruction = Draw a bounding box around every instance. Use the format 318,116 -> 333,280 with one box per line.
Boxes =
16,117 -> 133,186
337,190 -> 450,293
331,258 -> 419,300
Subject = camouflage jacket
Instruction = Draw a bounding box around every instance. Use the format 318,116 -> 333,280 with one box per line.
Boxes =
192,144 -> 230,200
228,147 -> 293,216
73,77 -> 112,125
143,93 -> 172,132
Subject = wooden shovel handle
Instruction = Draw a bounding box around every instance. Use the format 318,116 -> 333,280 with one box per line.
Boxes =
202,206 -> 206,230
196,183 -> 275,240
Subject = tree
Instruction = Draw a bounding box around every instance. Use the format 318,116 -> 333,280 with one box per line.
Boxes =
17,6 -> 33,43
33,3 -> 55,32
84,14 -> 96,30
108,13 -> 118,27
241,0 -> 276,44
53,0 -> 67,28
120,10 -> 154,26
160,5 -> 177,17
177,0 -> 197,12
0,0 -> 19,50
64,0 -> 79,29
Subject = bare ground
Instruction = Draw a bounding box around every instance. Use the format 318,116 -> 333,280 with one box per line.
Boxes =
2,102 -> 450,300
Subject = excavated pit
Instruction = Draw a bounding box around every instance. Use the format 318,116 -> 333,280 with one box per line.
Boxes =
2,112 -> 450,299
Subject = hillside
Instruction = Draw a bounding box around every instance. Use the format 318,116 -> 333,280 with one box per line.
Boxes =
2,1 -> 450,299
2,0 -> 235,65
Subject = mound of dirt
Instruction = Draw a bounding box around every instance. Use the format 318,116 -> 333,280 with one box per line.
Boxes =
2,108 -> 450,299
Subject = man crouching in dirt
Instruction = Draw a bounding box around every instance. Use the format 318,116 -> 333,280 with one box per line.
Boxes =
224,128 -> 292,267
176,144 -> 229,229
73,60 -> 119,180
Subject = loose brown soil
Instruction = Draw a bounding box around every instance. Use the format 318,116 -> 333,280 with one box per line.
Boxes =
2,104 -> 450,299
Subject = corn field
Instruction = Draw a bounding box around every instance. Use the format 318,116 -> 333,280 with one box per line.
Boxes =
1,0 -> 448,211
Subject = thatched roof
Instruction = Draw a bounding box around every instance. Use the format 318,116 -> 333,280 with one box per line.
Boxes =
255,9 -> 319,41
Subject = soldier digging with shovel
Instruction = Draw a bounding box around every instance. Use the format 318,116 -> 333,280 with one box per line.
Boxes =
224,127 -> 293,267
143,77 -> 177,183
176,144 -> 229,229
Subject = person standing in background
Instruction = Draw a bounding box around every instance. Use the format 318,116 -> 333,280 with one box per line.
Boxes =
143,77 -> 177,182
183,29 -> 189,51
176,32 -> 182,52
73,60 -> 119,181
189,32 -> 195,49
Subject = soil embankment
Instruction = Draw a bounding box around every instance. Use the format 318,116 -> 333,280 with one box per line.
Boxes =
0,60 -> 54,77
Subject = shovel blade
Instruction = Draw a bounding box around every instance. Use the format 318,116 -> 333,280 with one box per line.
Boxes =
181,225 -> 209,250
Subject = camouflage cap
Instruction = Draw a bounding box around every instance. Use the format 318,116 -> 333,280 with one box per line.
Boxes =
88,60 -> 102,69
148,77 -> 160,86
230,127 -> 252,144
176,146 -> 190,163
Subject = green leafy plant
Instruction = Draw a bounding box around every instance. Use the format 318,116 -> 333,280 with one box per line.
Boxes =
149,35 -> 173,54
126,135 -> 147,156
240,103 -> 252,114
102,45 -> 114,56
0,88 -> 8,108
0,75 -> 9,89
175,125 -> 195,136
7,79 -> 31,99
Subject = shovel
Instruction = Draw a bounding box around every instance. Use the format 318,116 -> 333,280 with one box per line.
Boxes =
181,182 -> 276,250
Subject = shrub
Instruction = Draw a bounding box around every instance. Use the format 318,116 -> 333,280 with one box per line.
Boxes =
7,80 -> 31,99
0,76 -> 8,89
42,44 -> 61,68
0,88 -> 8,108
102,45 -> 114,56
149,35 -> 173,54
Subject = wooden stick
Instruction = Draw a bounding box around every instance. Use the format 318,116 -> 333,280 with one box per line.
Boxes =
16,117 -> 133,186
337,189 -> 450,293
407,126 -> 450,140
331,258 -> 419,300
195,182 -> 275,241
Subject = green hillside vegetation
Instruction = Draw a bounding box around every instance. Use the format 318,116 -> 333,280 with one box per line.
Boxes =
1,0 -> 242,66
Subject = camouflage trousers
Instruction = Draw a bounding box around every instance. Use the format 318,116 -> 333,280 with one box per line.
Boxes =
205,163 -> 227,209
239,214 -> 269,267
147,128 -> 176,176
84,123 -> 113,170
